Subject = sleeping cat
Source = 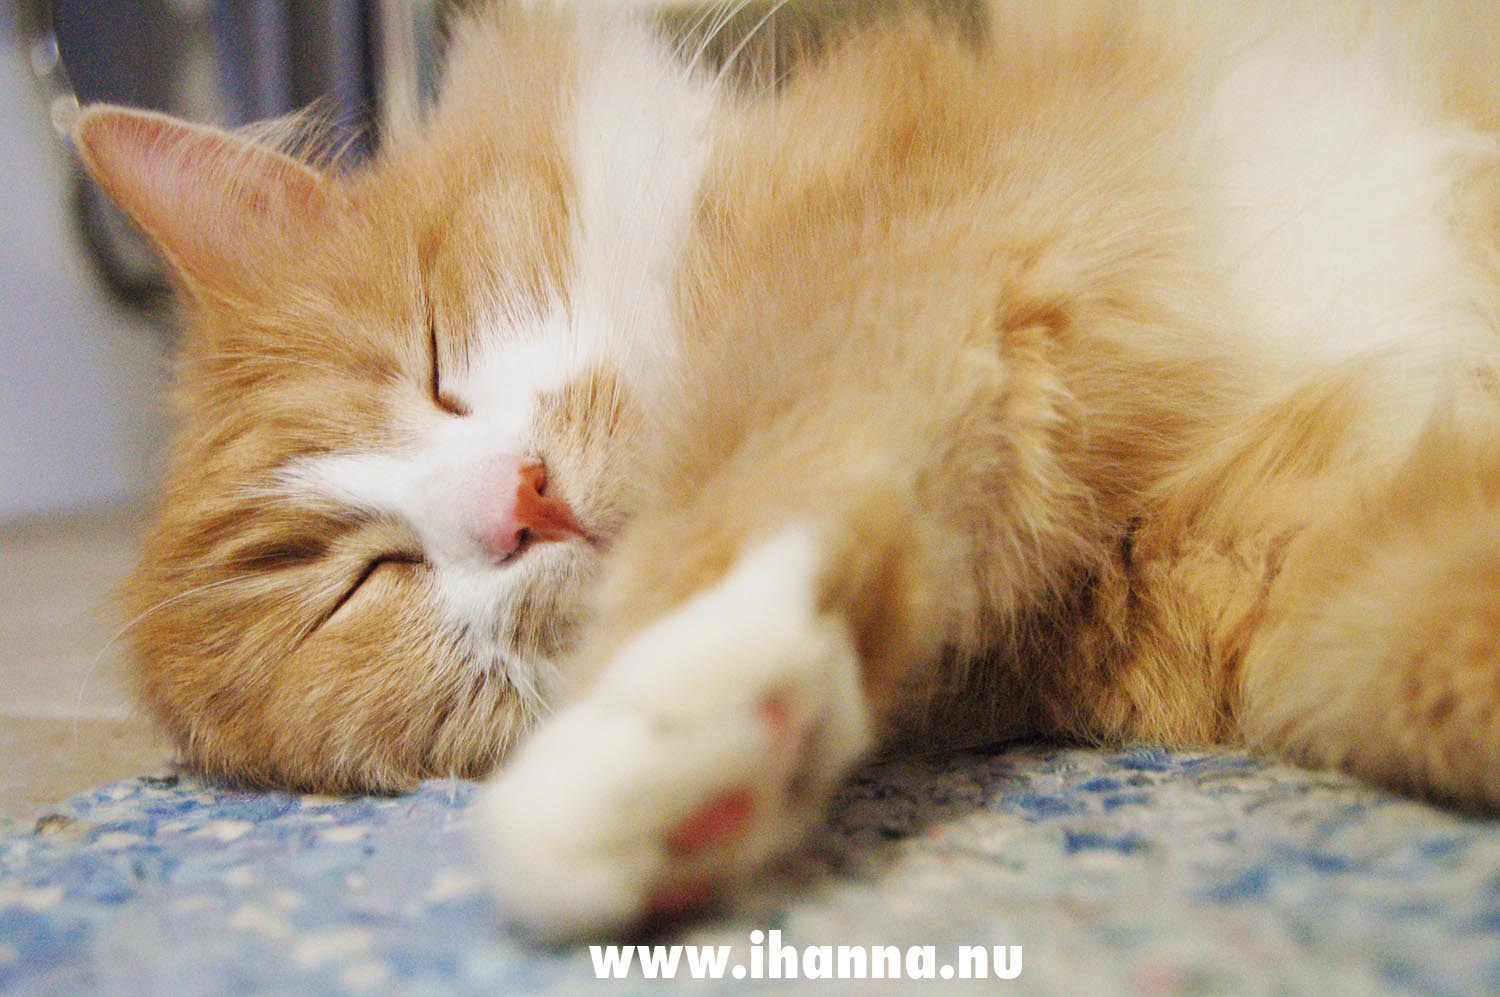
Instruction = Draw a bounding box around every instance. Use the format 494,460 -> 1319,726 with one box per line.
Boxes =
74,0 -> 1500,940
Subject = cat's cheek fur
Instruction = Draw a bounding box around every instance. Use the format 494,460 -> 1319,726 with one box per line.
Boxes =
471,527 -> 874,942
149,562 -> 532,794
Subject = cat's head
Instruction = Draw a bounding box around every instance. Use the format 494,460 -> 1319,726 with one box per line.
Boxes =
75,8 -> 715,791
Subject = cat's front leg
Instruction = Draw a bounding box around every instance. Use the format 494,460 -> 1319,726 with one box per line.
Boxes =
471,525 -> 876,942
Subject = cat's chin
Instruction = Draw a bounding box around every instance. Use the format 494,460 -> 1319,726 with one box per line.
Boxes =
470,553 -> 600,686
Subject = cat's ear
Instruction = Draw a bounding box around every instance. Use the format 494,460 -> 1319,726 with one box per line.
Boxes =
71,105 -> 334,294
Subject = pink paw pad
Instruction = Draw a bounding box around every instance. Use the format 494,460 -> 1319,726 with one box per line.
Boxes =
665,787 -> 756,856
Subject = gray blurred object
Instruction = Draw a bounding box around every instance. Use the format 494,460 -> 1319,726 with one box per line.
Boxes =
14,0 -> 445,315
211,2 -> 376,138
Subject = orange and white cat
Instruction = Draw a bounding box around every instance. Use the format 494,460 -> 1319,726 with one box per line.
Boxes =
75,1 -> 1500,940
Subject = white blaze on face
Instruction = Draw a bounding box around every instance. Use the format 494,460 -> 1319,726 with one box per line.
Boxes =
285,305 -> 589,570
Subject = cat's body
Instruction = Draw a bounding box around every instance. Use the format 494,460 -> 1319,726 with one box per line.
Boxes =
75,1 -> 1500,940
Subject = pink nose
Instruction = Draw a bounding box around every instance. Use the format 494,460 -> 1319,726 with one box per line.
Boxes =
481,460 -> 590,561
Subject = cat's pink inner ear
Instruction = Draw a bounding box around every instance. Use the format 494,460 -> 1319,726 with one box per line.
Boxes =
72,105 -> 330,288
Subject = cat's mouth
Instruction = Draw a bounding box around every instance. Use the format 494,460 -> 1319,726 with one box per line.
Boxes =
501,522 -> 603,565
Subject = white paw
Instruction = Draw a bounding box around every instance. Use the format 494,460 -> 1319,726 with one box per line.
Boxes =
470,527 -> 874,942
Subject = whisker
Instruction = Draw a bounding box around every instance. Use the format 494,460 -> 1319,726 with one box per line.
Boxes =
686,0 -> 752,76
670,0 -> 732,64
713,0 -> 793,93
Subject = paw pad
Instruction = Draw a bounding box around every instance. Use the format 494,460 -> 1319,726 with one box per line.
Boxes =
665,787 -> 756,856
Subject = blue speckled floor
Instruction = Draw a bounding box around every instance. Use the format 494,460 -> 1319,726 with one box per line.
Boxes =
3,746 -> 1498,994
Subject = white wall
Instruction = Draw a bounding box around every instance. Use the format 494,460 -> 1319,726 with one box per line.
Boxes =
0,7 -> 170,522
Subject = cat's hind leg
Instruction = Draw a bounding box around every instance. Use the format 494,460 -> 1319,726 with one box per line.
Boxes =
1239,413 -> 1500,807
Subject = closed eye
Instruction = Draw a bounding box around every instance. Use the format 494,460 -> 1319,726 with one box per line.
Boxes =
429,305 -> 470,417
321,552 -> 426,628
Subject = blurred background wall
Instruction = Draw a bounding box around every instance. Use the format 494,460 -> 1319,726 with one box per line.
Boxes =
0,1 -> 170,522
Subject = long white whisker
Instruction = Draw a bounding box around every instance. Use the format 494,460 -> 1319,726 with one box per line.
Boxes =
671,0 -> 732,64
714,0 -> 793,93
689,0 -> 753,75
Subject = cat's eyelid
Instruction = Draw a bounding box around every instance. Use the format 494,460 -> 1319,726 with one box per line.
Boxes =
428,302 -> 472,417
315,552 -> 428,635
